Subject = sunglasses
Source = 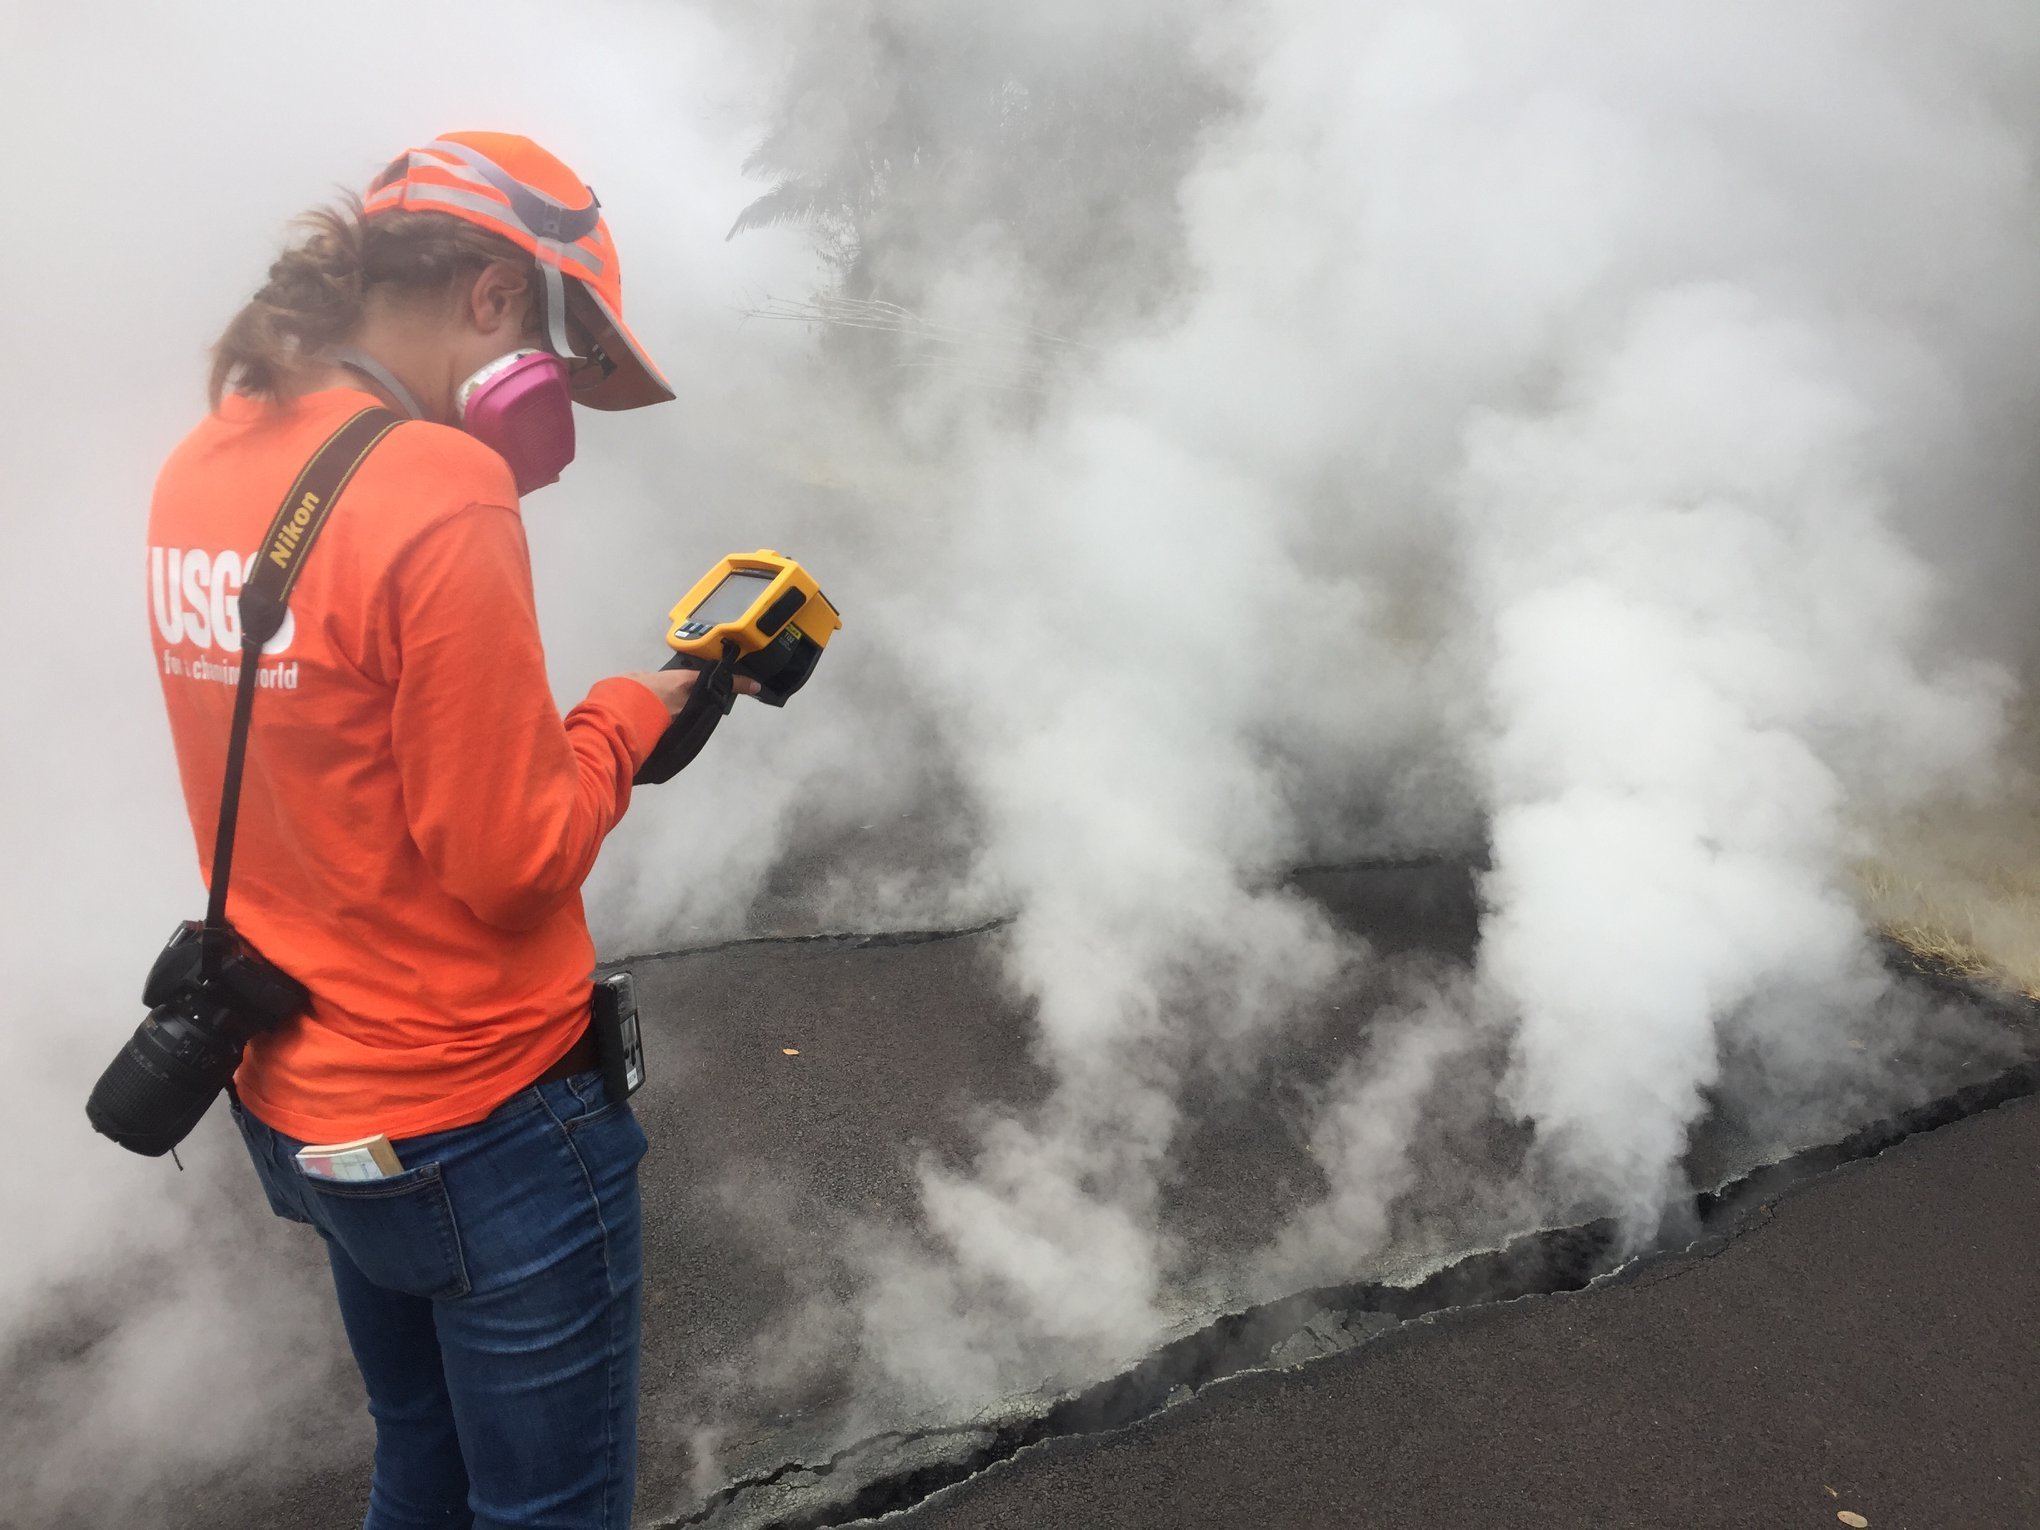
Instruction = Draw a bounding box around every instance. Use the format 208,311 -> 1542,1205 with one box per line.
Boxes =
561,292 -> 621,395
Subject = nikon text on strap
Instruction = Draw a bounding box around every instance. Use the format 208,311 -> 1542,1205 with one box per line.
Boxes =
203,407 -> 401,959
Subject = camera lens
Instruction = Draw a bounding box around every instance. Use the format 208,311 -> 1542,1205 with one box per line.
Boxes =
85,1003 -> 245,1157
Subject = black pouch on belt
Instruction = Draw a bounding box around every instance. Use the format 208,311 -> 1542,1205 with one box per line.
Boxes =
592,972 -> 647,1104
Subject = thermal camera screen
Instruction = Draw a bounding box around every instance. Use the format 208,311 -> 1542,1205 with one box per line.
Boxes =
687,570 -> 774,630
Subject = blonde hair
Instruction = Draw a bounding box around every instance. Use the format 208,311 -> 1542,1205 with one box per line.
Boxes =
209,194 -> 537,409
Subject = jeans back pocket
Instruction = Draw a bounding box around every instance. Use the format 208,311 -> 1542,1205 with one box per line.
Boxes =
231,1101 -> 315,1226
303,1163 -> 471,1300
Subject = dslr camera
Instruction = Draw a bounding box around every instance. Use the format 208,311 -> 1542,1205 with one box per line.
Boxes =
86,921 -> 307,1157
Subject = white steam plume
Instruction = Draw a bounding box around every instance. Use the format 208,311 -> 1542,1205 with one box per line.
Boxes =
714,0 -> 2040,1417
1469,288 -> 2010,1226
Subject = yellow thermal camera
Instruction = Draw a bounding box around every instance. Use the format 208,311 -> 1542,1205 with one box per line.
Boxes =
634,550 -> 842,785
661,550 -> 841,704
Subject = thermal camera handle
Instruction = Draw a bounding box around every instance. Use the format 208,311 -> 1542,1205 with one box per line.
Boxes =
633,646 -> 739,785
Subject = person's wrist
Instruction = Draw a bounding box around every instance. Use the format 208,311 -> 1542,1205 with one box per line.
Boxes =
592,675 -> 680,756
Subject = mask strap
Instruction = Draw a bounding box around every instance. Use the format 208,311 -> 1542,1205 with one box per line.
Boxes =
332,349 -> 426,421
536,247 -> 580,361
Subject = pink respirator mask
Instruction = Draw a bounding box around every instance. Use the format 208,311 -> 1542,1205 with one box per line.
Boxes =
456,349 -> 576,495
332,346 -> 577,496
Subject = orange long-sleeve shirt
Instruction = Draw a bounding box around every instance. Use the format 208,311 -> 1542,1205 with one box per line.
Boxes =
147,387 -> 670,1142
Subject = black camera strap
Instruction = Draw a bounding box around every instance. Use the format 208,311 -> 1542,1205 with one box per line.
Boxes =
203,407 -> 402,962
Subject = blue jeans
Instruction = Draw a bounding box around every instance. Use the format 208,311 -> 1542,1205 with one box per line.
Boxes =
234,1072 -> 647,1530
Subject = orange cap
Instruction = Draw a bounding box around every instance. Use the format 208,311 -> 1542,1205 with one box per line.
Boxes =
365,132 -> 673,411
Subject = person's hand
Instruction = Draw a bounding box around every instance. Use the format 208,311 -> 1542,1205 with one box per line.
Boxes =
619,668 -> 760,718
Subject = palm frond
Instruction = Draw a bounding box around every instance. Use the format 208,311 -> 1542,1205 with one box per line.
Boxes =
726,180 -> 830,242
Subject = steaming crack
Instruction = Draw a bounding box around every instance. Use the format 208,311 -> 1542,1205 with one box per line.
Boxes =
673,1428 -> 999,1527
615,855 -> 1469,969
616,917 -> 1014,968
658,1053 -> 2040,1530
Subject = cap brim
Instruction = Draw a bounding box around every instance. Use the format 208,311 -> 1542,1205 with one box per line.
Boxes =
567,284 -> 675,411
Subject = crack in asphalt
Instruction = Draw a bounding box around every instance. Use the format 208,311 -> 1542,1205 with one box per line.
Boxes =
614,854 -> 1475,971
669,1427 -> 1000,1529
613,917 -> 1015,968
623,895 -> 2035,1529
660,1048 -> 2040,1530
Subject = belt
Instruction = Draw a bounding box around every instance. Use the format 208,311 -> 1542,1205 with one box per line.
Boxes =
532,1021 -> 600,1088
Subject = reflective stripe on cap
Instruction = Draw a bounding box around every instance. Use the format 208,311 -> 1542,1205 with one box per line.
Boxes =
362,132 -> 671,411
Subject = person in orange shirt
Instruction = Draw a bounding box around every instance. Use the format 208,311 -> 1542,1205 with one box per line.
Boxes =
148,134 -> 745,1530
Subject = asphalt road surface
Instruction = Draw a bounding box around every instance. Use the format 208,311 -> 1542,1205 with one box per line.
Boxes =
894,1090 -> 2040,1530
33,862 -> 2034,1530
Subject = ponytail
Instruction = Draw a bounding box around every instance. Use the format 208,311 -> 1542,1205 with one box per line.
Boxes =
209,193 -> 536,409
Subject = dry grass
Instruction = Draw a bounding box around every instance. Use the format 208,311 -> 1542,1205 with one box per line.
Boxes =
1856,772 -> 2040,1002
